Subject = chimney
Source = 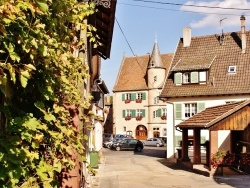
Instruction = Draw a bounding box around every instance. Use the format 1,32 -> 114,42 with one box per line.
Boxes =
183,27 -> 191,47
240,15 -> 246,53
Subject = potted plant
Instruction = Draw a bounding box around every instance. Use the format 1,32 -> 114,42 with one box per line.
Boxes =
161,115 -> 166,120
125,116 -> 131,121
136,116 -> 142,121
136,99 -> 142,103
125,99 -> 131,104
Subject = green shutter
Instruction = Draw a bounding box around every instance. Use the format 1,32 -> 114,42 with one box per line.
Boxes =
157,109 -> 161,117
142,109 -> 145,117
175,103 -> 182,119
122,110 -> 125,117
142,92 -> 146,100
174,72 -> 182,84
132,110 -> 136,118
197,103 -> 205,113
131,93 -> 136,101
191,72 -> 198,83
122,94 -> 125,101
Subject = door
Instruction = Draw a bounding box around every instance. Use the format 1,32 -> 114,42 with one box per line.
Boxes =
135,125 -> 147,140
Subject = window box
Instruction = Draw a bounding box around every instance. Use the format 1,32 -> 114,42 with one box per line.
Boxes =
125,99 -> 131,104
125,116 -> 131,121
136,99 -> 142,103
136,116 -> 142,121
161,115 -> 166,120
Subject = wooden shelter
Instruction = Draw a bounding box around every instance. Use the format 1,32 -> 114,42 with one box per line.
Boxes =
176,100 -> 250,169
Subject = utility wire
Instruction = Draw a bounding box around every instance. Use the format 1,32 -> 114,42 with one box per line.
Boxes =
131,0 -> 250,11
115,17 -> 164,96
120,3 -> 247,16
115,17 -> 136,57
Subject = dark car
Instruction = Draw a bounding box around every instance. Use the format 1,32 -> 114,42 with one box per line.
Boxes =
111,138 -> 144,152
103,138 -> 123,148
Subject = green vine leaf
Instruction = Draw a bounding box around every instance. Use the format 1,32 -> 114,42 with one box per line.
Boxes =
34,0 -> 48,13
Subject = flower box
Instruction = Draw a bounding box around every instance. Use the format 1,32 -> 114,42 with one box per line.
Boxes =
136,99 -> 142,103
125,99 -> 131,104
136,116 -> 142,121
125,116 -> 131,121
161,115 -> 166,120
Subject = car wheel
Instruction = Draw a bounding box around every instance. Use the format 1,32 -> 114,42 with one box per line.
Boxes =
107,144 -> 111,149
156,143 -> 160,147
116,146 -> 121,151
136,146 -> 142,152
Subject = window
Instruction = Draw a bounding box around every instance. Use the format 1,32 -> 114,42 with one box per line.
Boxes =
123,126 -> 126,132
162,108 -> 167,116
125,110 -> 132,117
154,76 -> 157,82
163,128 -> 167,137
228,66 -> 236,73
183,72 -> 191,83
136,109 -> 143,117
185,103 -> 197,117
154,97 -> 159,104
137,93 -> 143,99
153,111 -> 156,118
125,93 -> 131,100
175,71 -> 207,85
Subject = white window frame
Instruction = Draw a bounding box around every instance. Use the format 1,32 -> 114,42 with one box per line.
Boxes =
228,66 -> 236,74
154,97 -> 159,104
153,111 -> 156,118
154,76 -> 157,82
162,108 -> 167,116
125,93 -> 131,100
184,103 -> 197,118
137,93 -> 143,99
183,72 -> 191,83
136,109 -> 143,117
125,109 -> 132,117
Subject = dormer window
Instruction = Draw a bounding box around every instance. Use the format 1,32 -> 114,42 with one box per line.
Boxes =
183,72 -> 191,83
228,66 -> 236,74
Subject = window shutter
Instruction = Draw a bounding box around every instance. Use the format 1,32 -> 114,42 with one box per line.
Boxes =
175,103 -> 182,119
122,110 -> 125,117
122,94 -> 125,101
197,103 -> 205,113
174,73 -> 182,85
142,109 -> 145,117
157,109 -> 161,117
199,71 -> 207,82
131,93 -> 136,101
191,72 -> 198,83
131,110 -> 136,118
142,92 -> 146,100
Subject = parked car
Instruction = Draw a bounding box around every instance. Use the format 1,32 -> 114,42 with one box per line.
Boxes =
158,136 -> 167,144
143,138 -> 165,147
103,138 -> 122,149
111,138 -> 144,152
103,133 -> 113,142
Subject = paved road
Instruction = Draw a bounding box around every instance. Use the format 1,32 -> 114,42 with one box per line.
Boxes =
93,147 -> 250,188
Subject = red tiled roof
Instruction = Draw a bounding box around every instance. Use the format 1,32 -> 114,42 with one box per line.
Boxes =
176,100 -> 250,128
113,54 -> 173,92
160,31 -> 250,98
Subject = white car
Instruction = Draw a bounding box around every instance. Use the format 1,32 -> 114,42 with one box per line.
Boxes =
143,138 -> 165,147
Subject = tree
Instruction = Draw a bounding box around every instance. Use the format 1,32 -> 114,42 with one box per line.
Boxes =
0,0 -> 97,187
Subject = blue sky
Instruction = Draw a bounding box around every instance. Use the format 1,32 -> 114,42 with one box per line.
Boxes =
100,0 -> 250,93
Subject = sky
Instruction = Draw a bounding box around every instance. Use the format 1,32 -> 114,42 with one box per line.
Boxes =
100,0 -> 250,93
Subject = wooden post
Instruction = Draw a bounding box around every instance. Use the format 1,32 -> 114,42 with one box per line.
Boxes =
193,128 -> 201,164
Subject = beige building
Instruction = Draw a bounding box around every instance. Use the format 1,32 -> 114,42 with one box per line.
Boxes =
113,41 -> 173,140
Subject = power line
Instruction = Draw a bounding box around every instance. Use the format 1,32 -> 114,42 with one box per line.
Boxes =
115,17 -> 136,57
120,3 -> 246,16
131,0 -> 250,11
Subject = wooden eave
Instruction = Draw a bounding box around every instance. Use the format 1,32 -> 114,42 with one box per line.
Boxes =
89,0 -> 116,59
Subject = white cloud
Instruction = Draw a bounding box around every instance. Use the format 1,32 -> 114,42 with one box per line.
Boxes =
180,0 -> 250,29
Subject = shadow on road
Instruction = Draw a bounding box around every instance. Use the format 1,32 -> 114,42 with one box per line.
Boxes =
133,147 -> 166,158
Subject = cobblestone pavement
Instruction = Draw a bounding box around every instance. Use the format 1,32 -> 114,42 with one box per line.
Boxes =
91,147 -> 250,188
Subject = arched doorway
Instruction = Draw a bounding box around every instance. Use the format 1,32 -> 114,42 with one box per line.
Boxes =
135,125 -> 147,140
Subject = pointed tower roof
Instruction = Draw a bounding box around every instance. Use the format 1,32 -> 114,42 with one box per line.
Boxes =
148,40 -> 164,68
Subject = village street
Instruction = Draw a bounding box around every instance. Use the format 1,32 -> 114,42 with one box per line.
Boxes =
92,147 -> 250,188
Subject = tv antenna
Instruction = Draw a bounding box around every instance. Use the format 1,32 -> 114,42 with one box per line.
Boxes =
220,18 -> 227,44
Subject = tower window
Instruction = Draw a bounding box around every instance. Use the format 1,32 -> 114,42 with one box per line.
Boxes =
228,66 -> 236,74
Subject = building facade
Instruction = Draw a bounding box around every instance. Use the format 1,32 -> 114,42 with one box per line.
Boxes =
113,41 -> 173,140
160,16 -> 250,160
